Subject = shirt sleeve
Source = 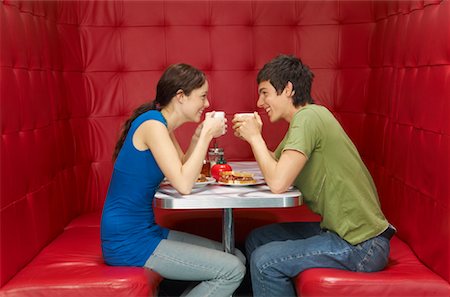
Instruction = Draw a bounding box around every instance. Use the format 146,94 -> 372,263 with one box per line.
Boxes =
281,110 -> 320,159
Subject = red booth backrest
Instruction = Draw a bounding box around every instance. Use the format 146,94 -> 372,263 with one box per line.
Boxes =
1,0 -> 448,287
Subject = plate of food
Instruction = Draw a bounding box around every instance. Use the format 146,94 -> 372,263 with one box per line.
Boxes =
194,174 -> 216,188
217,171 -> 265,186
161,174 -> 215,188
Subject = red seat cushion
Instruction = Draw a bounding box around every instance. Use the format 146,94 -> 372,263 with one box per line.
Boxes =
1,213 -> 162,297
295,236 -> 450,297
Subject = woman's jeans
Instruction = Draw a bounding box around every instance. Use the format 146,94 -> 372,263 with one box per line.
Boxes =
144,230 -> 246,297
246,222 -> 390,297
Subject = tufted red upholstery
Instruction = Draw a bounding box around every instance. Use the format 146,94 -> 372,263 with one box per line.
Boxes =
296,237 -> 450,297
1,0 -> 449,296
0,213 -> 161,297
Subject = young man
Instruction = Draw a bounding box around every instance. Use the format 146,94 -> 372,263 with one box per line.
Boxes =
232,55 -> 394,297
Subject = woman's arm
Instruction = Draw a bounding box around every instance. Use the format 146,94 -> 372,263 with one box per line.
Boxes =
170,132 -> 185,162
170,116 -> 211,164
181,123 -> 203,163
137,118 -> 223,195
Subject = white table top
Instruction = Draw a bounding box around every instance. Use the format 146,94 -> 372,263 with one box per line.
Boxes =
154,162 -> 302,209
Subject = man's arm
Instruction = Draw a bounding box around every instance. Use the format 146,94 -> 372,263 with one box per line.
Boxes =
249,134 -> 307,193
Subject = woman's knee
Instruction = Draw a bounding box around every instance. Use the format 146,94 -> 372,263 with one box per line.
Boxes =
225,255 -> 246,281
234,248 -> 247,265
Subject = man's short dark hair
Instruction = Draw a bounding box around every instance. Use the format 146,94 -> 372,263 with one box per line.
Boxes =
257,54 -> 315,106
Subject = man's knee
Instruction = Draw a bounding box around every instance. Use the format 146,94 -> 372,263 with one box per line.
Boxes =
245,231 -> 257,257
245,226 -> 265,257
249,244 -> 276,275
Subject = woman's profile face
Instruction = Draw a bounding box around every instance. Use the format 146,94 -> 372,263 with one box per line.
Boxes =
184,80 -> 210,122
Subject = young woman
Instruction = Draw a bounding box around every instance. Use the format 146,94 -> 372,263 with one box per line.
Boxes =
101,64 -> 245,297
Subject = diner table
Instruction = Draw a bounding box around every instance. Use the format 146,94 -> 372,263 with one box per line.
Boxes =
155,162 -> 302,254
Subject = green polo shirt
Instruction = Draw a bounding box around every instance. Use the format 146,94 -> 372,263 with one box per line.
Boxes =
274,104 -> 388,245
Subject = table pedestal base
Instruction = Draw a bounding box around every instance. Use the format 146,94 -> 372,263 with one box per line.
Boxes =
223,208 -> 235,254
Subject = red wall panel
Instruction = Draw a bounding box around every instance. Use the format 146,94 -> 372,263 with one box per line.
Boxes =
1,0 -> 449,288
367,0 -> 450,282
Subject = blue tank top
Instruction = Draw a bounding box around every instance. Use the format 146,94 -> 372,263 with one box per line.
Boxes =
101,110 -> 169,266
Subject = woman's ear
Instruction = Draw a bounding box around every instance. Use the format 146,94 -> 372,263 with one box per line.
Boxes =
175,89 -> 185,103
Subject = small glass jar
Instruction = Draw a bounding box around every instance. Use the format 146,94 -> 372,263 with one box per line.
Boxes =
208,147 -> 224,168
201,159 -> 211,177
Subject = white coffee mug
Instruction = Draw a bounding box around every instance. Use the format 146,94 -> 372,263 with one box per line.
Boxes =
212,111 -> 226,134
213,111 -> 225,119
234,112 -> 255,119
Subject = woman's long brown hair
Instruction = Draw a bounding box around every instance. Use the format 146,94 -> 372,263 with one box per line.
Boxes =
112,64 -> 206,160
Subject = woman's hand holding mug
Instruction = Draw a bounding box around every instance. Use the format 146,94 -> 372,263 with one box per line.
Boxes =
203,111 -> 227,138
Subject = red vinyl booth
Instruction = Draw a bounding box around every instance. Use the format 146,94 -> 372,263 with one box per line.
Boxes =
1,1 -> 449,296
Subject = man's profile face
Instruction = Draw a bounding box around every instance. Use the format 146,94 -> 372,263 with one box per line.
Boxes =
257,80 -> 286,123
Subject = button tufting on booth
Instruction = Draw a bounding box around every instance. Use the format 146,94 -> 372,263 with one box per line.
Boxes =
1,0 -> 449,297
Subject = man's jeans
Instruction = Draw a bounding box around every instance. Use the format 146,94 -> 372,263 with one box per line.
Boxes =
246,222 -> 390,297
145,230 -> 246,297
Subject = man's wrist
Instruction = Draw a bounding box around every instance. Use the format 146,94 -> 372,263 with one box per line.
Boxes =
248,133 -> 264,147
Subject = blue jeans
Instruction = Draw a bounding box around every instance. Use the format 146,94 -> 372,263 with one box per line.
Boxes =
144,230 -> 246,297
246,222 -> 390,297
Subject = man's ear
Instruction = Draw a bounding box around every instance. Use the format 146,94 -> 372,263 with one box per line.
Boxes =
284,82 -> 295,97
